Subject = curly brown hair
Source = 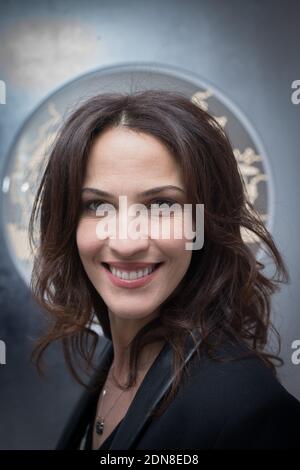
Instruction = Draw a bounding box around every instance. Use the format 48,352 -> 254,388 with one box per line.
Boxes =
28,90 -> 289,417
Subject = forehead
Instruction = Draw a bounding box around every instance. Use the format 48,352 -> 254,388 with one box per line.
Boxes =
83,127 -> 183,189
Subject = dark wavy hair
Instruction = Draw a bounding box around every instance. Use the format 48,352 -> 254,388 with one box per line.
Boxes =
28,89 -> 289,417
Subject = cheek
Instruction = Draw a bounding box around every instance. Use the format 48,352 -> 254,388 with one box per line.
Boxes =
155,212 -> 194,241
158,216 -> 193,259
76,220 -> 103,259
158,236 -> 192,268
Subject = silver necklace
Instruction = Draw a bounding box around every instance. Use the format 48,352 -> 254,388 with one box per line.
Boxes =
95,366 -> 125,435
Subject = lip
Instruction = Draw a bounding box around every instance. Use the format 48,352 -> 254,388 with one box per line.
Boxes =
101,262 -> 163,289
102,261 -> 160,270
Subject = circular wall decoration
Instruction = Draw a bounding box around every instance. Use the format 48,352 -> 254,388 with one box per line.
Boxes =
0,62 -> 273,286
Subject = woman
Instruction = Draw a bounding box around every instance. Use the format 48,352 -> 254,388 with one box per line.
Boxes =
28,90 -> 300,450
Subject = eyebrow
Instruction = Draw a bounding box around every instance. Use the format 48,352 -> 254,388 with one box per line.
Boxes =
81,185 -> 185,197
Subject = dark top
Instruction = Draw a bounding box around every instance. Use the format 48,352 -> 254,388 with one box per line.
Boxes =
83,396 -> 124,450
83,390 -> 124,450
57,333 -> 300,450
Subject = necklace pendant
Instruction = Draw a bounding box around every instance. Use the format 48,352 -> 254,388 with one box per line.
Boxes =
95,418 -> 104,435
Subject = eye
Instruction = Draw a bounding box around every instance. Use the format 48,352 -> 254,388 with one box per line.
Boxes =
148,199 -> 183,216
80,198 -> 182,216
81,199 -> 115,215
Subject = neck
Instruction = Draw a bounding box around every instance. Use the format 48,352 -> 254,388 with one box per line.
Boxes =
107,309 -> 165,382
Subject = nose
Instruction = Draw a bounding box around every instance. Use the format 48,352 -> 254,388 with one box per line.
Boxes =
97,200 -> 152,256
107,234 -> 150,258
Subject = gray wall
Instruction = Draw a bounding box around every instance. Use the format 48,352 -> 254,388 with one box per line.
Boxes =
0,0 -> 299,449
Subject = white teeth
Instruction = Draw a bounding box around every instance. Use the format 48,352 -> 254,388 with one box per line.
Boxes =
109,265 -> 155,280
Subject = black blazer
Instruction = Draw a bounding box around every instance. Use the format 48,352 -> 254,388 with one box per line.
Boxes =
56,332 -> 300,450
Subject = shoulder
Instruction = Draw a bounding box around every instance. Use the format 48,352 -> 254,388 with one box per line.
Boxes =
184,334 -> 296,401
177,335 -> 300,448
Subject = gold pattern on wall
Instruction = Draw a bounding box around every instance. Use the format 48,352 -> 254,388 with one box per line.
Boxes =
5,103 -> 63,262
192,90 -> 268,245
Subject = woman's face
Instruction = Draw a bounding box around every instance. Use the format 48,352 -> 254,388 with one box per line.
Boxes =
76,126 -> 193,322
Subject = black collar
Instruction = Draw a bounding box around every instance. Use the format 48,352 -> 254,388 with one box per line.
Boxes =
56,330 -> 203,450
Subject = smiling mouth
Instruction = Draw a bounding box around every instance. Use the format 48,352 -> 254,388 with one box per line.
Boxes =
101,262 -> 163,279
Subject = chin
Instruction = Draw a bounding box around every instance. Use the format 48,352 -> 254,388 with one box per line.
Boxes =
107,303 -> 160,321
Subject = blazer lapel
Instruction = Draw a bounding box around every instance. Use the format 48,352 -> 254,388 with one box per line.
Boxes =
109,329 -> 202,450
57,329 -> 202,450
56,338 -> 114,450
